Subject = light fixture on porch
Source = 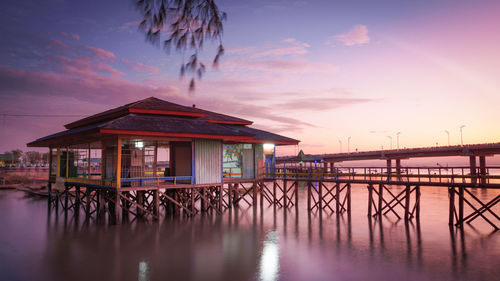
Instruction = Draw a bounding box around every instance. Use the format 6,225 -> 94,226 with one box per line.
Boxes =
136,141 -> 144,149
263,143 -> 275,150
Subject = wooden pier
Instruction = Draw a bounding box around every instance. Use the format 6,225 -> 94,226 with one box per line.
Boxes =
47,165 -> 500,231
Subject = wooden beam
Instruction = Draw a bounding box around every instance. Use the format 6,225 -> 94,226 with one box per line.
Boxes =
87,143 -> 91,179
116,137 -> 122,189
65,147 -> 69,178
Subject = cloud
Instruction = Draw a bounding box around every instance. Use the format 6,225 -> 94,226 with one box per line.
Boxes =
121,59 -> 160,75
276,97 -> 374,111
60,32 -> 80,40
328,25 -> 370,46
223,58 -> 338,74
253,38 -> 310,57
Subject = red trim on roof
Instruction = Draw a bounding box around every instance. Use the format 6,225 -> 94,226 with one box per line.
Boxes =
205,120 -> 253,125
128,108 -> 205,117
225,139 -> 300,145
100,129 -> 253,140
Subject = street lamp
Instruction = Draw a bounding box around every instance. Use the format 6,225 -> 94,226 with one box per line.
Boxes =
387,136 -> 393,150
444,130 -> 450,146
459,125 -> 465,146
348,136 -> 351,153
396,132 -> 401,150
338,140 -> 342,153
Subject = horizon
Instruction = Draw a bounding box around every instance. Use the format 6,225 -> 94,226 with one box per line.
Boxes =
1,0 -> 500,156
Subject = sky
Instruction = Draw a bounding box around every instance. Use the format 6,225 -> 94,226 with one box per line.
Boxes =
1,0 -> 500,157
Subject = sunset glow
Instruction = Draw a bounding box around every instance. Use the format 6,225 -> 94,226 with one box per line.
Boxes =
1,0 -> 500,155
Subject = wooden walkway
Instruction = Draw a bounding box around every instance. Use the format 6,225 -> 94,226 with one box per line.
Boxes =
47,169 -> 500,231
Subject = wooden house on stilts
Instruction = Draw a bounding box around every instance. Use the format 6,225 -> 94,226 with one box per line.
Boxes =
28,97 -> 299,222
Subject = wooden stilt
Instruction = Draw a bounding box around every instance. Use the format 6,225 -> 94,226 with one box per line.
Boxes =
307,181 -> 311,211
273,181 -> 277,206
283,180 -> 288,208
368,184 -> 373,217
415,186 -> 420,221
378,184 -> 383,217
448,186 -> 455,225
404,185 -> 410,221
458,186 -> 464,227
335,182 -> 340,213
318,181 -> 323,212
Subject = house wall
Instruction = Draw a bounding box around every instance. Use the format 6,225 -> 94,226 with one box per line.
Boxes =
194,139 -> 222,184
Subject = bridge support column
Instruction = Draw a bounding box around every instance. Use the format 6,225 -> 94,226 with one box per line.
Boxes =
395,159 -> 402,181
329,162 -> 334,174
479,156 -> 486,185
386,159 -> 392,181
469,156 -> 477,185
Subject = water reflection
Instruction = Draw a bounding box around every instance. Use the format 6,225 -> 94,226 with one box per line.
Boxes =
259,231 -> 279,281
1,187 -> 500,281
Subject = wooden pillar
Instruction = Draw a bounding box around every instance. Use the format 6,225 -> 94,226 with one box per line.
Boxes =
228,183 -> 232,209
448,186 -> 455,225
87,143 -> 91,179
233,183 -> 239,206
48,148 -> 53,204
386,159 -> 392,181
252,181 -> 257,207
294,181 -> 299,212
85,188 -> 91,217
335,182 -> 340,213
368,184 -> 373,217
396,159 -> 402,181
378,184 -> 383,216
260,182 -> 264,208
153,190 -> 159,219
65,147 -> 69,178
191,187 -> 195,214
479,156 -> 486,185
283,180 -> 288,208
56,148 -> 61,178
347,183 -> 351,214
116,138 -> 122,189
404,185 -> 410,221
153,142 -> 158,178
458,186 -> 464,227
273,181 -> 277,206
469,156 -> 477,185
115,138 -> 122,223
415,185 -> 421,221
219,185 -> 223,213
307,181 -> 311,211
318,181 -> 323,211
329,162 -> 334,174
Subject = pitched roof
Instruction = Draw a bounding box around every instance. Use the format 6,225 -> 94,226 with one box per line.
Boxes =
28,97 -> 299,147
65,97 -> 252,129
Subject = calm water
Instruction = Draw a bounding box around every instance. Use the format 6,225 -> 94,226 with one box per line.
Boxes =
1,185 -> 499,281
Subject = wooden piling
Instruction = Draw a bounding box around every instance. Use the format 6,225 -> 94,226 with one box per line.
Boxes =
448,186 -> 455,225
368,184 -> 373,217
307,181 -> 311,211
404,185 -> 410,221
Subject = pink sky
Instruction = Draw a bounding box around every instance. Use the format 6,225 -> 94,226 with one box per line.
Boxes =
1,0 -> 500,157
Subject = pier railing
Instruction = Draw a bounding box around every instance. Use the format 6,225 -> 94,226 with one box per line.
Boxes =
265,165 -> 500,186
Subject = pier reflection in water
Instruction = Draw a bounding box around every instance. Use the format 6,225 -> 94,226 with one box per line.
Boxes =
1,185 -> 499,281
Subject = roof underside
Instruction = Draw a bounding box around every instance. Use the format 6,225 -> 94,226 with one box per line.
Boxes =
28,97 -> 299,148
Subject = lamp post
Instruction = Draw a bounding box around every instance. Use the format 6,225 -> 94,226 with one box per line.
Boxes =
444,130 -> 450,146
459,125 -> 465,146
387,136 -> 393,150
396,132 -> 401,150
348,136 -> 351,154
